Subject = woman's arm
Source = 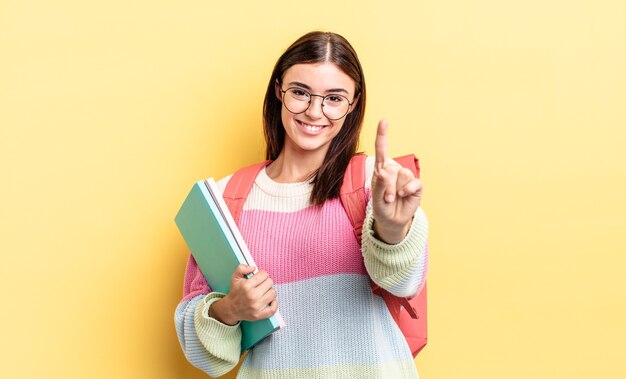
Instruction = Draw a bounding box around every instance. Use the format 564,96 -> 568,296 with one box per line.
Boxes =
361,202 -> 429,297
360,133 -> 429,298
174,256 -> 242,377
175,260 -> 278,377
175,293 -> 242,377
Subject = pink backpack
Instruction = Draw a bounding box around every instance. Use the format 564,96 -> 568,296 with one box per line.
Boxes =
222,153 -> 428,357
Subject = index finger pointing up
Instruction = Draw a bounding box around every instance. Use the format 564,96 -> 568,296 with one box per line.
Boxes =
375,119 -> 389,171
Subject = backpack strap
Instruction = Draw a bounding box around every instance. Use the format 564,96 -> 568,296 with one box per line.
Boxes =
339,154 -> 368,241
393,154 -> 420,178
339,153 -> 421,320
222,161 -> 271,223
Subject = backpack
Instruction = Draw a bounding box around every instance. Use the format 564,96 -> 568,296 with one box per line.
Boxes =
222,153 -> 428,357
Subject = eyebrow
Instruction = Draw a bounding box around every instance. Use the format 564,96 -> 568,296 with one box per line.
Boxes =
287,81 -> 350,95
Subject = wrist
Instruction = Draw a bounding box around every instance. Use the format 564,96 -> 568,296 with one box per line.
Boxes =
373,218 -> 412,245
208,297 -> 239,326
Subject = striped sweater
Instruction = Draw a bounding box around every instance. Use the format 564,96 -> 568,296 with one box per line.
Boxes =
175,156 -> 429,378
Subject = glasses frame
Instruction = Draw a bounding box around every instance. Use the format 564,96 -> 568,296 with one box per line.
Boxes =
280,87 -> 355,121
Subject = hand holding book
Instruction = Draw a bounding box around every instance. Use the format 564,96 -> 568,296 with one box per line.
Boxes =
210,264 -> 279,326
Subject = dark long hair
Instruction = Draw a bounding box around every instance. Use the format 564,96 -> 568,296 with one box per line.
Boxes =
263,31 -> 366,205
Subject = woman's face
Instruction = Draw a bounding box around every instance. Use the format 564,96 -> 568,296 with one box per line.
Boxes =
277,62 -> 358,159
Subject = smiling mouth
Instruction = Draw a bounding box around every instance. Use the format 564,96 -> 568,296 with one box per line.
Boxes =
297,120 -> 327,132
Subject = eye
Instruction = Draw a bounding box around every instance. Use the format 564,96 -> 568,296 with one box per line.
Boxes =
326,95 -> 346,103
288,88 -> 310,100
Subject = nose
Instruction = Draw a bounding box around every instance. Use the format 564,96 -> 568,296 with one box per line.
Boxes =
305,95 -> 325,119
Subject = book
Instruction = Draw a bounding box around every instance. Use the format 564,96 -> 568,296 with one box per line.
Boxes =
175,178 -> 285,350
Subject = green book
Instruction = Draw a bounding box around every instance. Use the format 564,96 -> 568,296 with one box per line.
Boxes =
175,178 -> 285,351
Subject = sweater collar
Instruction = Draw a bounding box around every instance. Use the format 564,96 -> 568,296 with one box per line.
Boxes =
255,167 -> 314,198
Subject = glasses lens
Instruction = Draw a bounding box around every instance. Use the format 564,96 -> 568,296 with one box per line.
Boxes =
282,88 -> 351,120
284,88 -> 310,114
322,95 -> 350,120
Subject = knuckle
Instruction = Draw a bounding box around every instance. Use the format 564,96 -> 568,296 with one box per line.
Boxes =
387,160 -> 400,171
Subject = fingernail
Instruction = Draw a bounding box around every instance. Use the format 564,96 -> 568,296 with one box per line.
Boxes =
386,194 -> 394,203
398,190 -> 405,197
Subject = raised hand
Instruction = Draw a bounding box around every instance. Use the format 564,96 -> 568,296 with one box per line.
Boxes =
371,119 -> 423,244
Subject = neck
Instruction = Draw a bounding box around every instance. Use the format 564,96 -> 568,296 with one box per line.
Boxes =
266,145 -> 328,183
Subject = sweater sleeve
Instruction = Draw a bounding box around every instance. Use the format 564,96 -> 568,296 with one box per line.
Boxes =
361,156 -> 429,297
175,293 -> 242,377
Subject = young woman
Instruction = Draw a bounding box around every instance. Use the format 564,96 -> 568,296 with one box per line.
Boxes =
175,31 -> 429,378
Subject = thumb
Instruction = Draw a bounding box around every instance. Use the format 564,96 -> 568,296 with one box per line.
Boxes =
233,264 -> 256,278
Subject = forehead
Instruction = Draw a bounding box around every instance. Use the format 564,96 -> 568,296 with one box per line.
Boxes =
282,62 -> 356,94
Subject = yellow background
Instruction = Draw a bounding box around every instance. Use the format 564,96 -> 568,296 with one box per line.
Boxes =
1,1 -> 625,378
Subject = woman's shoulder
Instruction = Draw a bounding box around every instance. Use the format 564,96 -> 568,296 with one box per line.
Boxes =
214,174 -> 233,195
363,155 -> 375,190
214,160 -> 269,195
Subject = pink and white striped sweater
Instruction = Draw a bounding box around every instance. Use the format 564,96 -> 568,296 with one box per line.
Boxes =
175,156 -> 429,378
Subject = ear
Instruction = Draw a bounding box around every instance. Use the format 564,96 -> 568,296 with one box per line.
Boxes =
347,92 -> 360,114
275,79 -> 282,102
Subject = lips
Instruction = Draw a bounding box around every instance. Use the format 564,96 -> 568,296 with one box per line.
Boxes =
296,120 -> 327,135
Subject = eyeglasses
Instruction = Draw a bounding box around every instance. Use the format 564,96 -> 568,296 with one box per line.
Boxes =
280,87 -> 355,121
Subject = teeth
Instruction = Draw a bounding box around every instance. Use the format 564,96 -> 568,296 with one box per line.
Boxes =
301,122 -> 323,132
